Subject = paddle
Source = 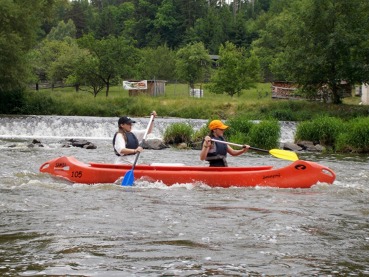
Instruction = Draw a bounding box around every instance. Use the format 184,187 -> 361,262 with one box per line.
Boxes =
210,139 -> 299,161
121,114 -> 155,186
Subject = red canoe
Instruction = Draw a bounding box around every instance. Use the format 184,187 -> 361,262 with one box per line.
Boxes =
39,156 -> 336,188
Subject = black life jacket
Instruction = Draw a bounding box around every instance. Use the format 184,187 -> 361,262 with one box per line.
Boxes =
113,132 -> 139,156
205,136 -> 228,167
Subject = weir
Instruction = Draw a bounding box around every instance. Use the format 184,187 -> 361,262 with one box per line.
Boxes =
0,115 -> 297,142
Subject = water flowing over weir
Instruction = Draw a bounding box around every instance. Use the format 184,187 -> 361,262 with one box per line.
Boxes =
0,115 -> 297,142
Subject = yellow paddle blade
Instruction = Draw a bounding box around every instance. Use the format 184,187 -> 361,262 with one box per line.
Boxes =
269,149 -> 299,161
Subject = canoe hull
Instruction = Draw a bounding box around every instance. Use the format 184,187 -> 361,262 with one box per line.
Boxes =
39,156 -> 336,188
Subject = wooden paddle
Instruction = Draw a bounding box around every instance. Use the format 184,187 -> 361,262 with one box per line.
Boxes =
121,114 -> 155,186
210,139 -> 299,161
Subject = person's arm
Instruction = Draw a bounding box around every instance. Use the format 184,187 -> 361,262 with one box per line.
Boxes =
227,144 -> 249,156
200,136 -> 212,161
146,110 -> 157,135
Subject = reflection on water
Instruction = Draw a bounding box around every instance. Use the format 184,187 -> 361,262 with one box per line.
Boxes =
0,116 -> 368,276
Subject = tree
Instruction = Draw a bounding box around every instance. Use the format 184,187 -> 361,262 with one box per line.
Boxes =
176,0 -> 207,31
68,52 -> 105,97
94,5 -> 120,38
0,0 -> 55,92
64,0 -> 92,38
153,0 -> 181,48
28,37 -> 85,90
251,7 -> 289,81
175,42 -> 211,90
131,0 -> 162,47
90,1 -> 136,40
208,41 -> 260,97
257,0 -> 369,104
34,35 -> 105,96
46,19 -> 77,41
136,45 -> 177,80
48,39 -> 89,90
78,34 -> 139,96
188,6 -> 231,54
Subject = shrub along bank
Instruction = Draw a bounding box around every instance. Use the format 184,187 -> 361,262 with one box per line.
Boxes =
296,116 -> 369,153
164,116 -> 369,154
164,119 -> 280,151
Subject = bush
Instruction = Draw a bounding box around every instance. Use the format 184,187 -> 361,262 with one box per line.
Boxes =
0,89 -> 26,114
295,116 -> 344,146
226,115 -> 254,137
163,123 -> 194,145
192,124 -> 209,143
190,117 -> 280,150
341,117 -> 369,152
224,116 -> 254,146
295,121 -> 317,142
228,131 -> 250,148
23,91 -> 56,114
335,132 -> 351,153
248,120 -> 280,149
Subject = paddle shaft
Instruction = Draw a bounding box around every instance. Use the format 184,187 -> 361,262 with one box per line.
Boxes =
210,139 -> 268,153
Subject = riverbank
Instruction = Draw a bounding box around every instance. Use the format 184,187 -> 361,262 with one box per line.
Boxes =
2,83 -> 368,121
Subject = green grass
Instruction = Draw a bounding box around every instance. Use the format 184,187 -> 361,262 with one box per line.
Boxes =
18,83 -> 369,121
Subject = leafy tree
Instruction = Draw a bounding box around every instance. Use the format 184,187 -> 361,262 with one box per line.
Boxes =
208,41 -> 260,97
64,0 -> 92,38
176,0 -> 207,31
228,12 -> 250,49
27,48 -> 45,88
90,1 -> 135,39
94,4 -> 120,38
188,6 -> 231,54
46,19 -> 77,41
243,0 -> 272,19
28,38 -> 83,88
67,51 -> 105,97
131,0 -> 162,47
175,42 -> 211,89
251,8 -> 288,81
136,45 -> 177,80
90,0 -> 127,10
0,0 -> 55,91
153,0 -> 181,48
40,0 -> 72,38
114,2 -> 136,39
257,0 -> 369,104
48,39 -> 89,89
78,34 -> 139,96
39,35 -> 104,96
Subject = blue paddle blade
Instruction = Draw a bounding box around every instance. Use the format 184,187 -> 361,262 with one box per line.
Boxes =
121,170 -> 134,186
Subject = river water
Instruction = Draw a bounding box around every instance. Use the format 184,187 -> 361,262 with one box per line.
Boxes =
0,116 -> 368,276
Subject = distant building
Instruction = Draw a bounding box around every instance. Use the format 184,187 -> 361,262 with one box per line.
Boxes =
271,81 -> 301,99
124,80 -> 166,97
271,81 -> 352,101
